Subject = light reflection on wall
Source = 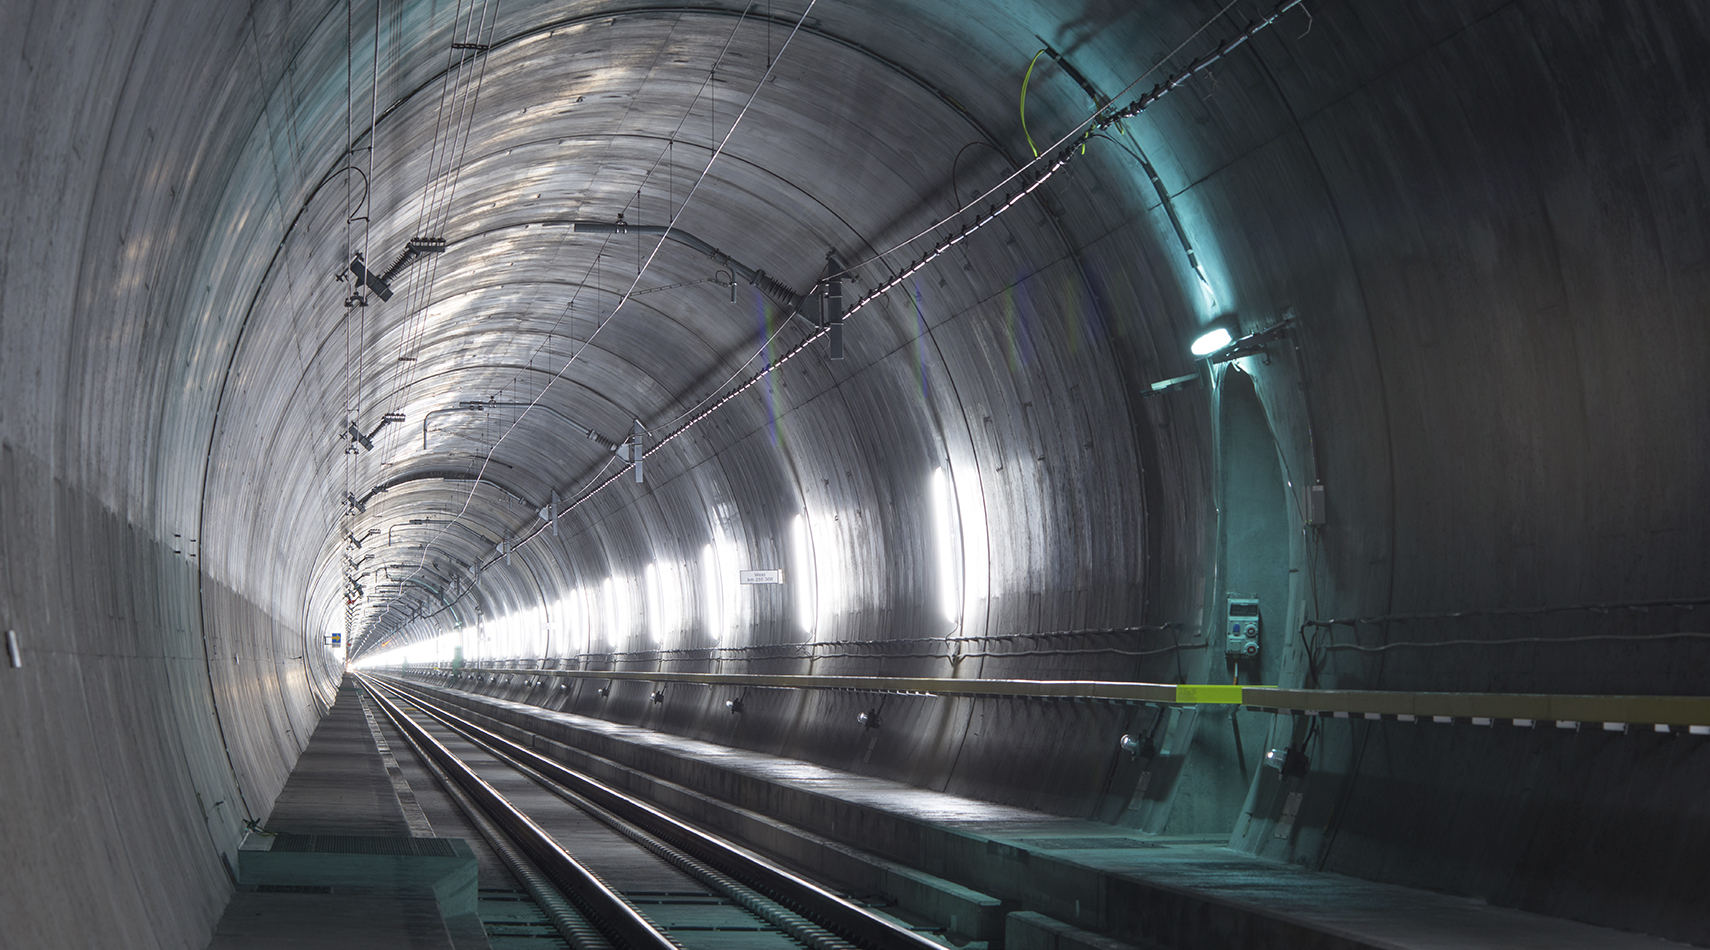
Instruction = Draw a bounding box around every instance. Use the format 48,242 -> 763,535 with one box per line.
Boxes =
930,467 -> 959,622
931,460 -> 989,632
790,508 -> 851,640
952,458 -> 990,632
810,512 -> 846,639
644,560 -> 687,645
790,513 -> 815,635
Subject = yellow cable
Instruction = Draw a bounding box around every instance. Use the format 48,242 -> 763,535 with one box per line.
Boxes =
1020,49 -> 1047,158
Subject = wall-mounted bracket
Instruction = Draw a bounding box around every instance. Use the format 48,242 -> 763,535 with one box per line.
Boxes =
348,237 -> 446,303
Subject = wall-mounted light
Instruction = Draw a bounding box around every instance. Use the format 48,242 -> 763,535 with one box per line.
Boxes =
1118,733 -> 1157,759
1263,744 -> 1310,778
597,685 -> 611,698
651,689 -> 665,704
857,709 -> 881,729
1190,328 -> 1234,356
726,698 -> 744,714
1197,313 -> 1297,364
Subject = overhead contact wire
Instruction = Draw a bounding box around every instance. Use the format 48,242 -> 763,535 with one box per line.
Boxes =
510,0 -> 1308,555
373,2 -> 817,639
375,0 -> 1304,642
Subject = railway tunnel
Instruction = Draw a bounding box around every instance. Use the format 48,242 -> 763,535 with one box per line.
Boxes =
3,0 -> 1708,947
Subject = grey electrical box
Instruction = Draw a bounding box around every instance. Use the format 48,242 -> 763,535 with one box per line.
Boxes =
1306,482 -> 1326,525
1226,596 -> 1260,658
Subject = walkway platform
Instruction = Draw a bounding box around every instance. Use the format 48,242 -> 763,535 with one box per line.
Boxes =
204,676 -> 488,950
389,673 -> 1692,950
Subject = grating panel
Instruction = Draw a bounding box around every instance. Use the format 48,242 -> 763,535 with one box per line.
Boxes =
270,834 -> 457,857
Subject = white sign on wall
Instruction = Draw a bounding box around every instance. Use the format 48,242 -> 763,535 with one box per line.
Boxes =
739,569 -> 785,585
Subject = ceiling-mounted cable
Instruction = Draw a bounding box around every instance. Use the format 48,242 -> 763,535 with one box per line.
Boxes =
361,0 -> 1305,650
1019,49 -> 1047,158
487,0 -> 1310,574
386,0 -> 499,412
842,0 -> 1250,280
367,3 -> 816,646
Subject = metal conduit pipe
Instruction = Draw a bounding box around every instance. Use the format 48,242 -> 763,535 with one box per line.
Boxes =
360,677 -> 614,950
359,674 -> 680,950
570,222 -> 810,318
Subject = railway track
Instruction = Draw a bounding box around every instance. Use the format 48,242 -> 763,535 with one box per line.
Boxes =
355,672 -> 945,950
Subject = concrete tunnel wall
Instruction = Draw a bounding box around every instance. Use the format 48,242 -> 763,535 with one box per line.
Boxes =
2,1 -> 1708,947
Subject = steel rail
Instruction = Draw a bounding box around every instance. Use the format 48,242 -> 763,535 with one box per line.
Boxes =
377,676 -> 858,950
395,666 -> 1710,730
367,674 -> 946,950
361,683 -> 615,949
358,673 -> 680,950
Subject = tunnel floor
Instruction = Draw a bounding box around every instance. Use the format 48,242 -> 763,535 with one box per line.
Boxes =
366,677 -> 1696,950
200,674 -> 1694,949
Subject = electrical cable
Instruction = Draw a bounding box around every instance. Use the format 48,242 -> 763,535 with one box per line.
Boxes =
1324,631 -> 1710,653
1307,596 -> 1710,627
375,2 -> 762,590
367,2 -> 818,648
366,0 -> 1301,650
839,0 -> 1252,280
1019,49 -> 1047,158
360,0 -> 1304,653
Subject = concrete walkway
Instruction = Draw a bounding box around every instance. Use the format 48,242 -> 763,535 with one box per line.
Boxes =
204,676 -> 486,950
400,676 -> 1692,950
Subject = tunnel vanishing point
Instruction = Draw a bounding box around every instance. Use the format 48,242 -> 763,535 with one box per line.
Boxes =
3,1 -> 1709,948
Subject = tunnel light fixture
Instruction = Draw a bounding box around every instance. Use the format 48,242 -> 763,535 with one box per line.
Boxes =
1201,313 -> 1298,364
1190,328 -> 1234,356
1119,733 -> 1157,759
726,698 -> 744,714
857,709 -> 881,729
1262,745 -> 1310,778
651,689 -> 665,704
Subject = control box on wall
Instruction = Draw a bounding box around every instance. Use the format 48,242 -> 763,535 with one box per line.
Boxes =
1226,596 -> 1260,658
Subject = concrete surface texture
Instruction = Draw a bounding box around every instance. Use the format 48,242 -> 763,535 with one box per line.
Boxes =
2,0 -> 1708,947
205,676 -> 486,949
384,674 -> 1700,950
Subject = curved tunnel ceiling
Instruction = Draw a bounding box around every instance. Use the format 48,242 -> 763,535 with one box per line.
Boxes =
209,0 -> 1200,658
